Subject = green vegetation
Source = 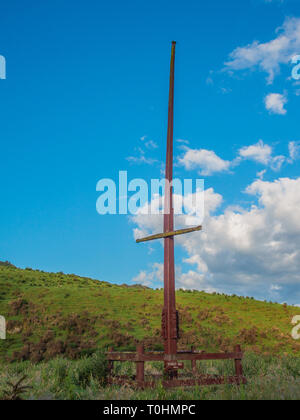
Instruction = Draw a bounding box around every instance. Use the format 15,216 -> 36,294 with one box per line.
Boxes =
1,262 -> 300,363
0,262 -> 300,399
1,353 -> 300,400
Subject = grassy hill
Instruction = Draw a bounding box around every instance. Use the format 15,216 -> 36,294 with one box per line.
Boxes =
1,261 -> 300,364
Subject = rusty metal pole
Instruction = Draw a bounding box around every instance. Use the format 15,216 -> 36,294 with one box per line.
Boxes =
234,345 -> 243,378
136,344 -> 145,384
191,346 -> 197,373
162,41 -> 177,377
108,347 -> 114,376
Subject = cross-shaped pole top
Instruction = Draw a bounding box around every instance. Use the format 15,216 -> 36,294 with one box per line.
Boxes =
136,42 -> 202,373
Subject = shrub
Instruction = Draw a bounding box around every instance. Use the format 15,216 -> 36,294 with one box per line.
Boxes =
1,375 -> 32,400
69,351 -> 108,387
9,298 -> 30,316
0,260 -> 16,268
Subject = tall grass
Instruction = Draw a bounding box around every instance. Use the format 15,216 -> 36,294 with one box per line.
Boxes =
1,352 -> 300,400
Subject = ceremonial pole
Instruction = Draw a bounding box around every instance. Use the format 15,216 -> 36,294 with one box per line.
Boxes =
162,41 -> 177,374
107,42 -> 246,388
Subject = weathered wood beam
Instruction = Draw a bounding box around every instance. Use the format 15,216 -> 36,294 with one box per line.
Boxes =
136,225 -> 202,243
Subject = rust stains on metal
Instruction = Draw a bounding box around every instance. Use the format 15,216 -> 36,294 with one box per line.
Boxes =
106,41 -> 246,389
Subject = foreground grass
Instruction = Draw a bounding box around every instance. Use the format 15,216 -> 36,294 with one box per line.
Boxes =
1,352 -> 300,400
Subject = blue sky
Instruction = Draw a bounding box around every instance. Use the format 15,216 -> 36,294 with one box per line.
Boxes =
1,0 -> 300,304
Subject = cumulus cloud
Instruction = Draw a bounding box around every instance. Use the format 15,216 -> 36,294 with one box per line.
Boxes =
239,140 -> 272,164
178,147 -> 231,176
239,140 -> 286,171
264,93 -> 287,115
132,262 -> 217,292
177,270 -> 217,292
131,262 -> 163,287
178,140 -> 297,177
131,177 -> 300,303
225,17 -> 300,84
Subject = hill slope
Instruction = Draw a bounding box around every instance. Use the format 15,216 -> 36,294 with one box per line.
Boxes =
0,262 -> 300,363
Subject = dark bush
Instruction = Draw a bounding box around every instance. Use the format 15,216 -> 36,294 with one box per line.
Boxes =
0,260 -> 16,268
69,351 -> 108,387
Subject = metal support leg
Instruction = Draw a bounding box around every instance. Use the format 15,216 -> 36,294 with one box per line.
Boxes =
191,346 -> 197,373
234,345 -> 243,377
108,347 -> 114,376
136,344 -> 145,384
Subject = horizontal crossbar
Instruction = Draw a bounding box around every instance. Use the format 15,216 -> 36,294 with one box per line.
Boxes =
107,351 -> 243,362
136,225 -> 202,243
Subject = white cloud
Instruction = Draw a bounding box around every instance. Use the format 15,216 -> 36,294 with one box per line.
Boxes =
176,139 -> 190,145
178,147 -> 231,176
271,154 -> 286,171
239,140 -> 272,164
257,169 -> 267,180
288,141 -> 300,161
140,136 -> 158,150
126,136 -> 159,164
126,147 -> 158,165
269,283 -> 283,300
177,270 -> 217,293
131,177 -> 300,302
131,261 -> 216,292
270,284 -> 282,291
239,140 -> 287,171
178,140 -> 296,177
225,17 -> 300,84
131,262 -> 163,287
264,93 -> 287,115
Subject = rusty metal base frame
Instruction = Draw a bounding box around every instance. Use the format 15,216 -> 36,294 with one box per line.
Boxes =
107,345 -> 247,388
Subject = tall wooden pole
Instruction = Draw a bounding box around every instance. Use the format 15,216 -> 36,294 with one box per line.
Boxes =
162,41 -> 177,373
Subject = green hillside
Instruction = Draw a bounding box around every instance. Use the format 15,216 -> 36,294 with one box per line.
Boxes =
1,261 -> 300,363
